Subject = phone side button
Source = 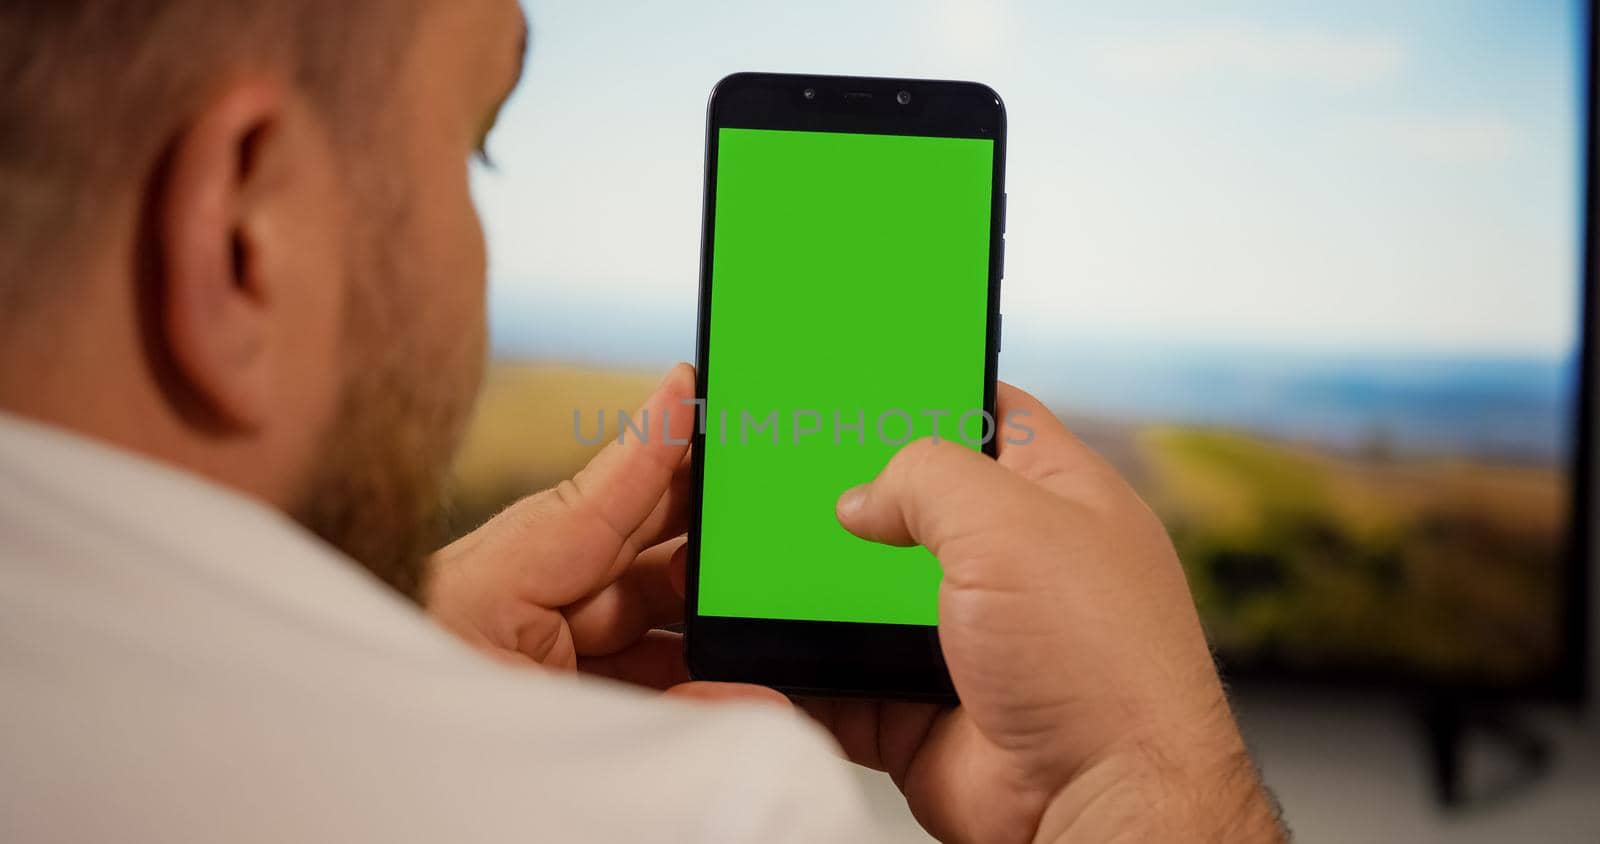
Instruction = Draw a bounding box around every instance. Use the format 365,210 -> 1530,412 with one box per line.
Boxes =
998,313 -> 1004,355
998,237 -> 1006,280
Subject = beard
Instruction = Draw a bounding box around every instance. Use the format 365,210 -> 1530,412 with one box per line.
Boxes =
290,222 -> 485,604
292,348 -> 479,603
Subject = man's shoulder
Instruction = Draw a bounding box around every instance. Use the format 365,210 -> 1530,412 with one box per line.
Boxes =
1,581 -> 868,842
0,416 -> 876,841
0,507 -> 870,841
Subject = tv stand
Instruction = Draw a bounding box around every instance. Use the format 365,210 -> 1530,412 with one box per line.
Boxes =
1422,698 -> 1554,808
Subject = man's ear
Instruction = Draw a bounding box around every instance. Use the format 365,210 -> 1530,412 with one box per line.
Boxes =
155,78 -> 298,433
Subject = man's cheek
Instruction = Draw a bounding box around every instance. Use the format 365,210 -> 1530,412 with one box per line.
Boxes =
421,163 -> 488,330
444,183 -> 491,378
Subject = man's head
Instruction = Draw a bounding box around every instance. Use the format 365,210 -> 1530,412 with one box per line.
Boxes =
0,0 -> 528,599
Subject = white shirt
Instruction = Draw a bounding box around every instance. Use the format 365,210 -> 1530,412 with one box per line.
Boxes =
0,413 -> 878,842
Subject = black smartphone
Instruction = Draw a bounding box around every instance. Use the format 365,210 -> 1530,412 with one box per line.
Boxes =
684,72 -> 1006,700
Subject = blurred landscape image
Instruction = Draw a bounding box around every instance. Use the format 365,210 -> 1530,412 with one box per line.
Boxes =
461,0 -> 1588,691
450,342 -> 1570,687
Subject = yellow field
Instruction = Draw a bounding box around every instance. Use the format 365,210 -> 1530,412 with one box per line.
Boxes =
1137,428 -> 1565,681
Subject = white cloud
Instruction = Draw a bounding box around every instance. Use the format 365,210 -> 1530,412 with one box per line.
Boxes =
1087,24 -> 1404,87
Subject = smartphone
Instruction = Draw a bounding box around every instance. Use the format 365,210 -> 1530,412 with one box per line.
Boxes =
685,73 -> 1006,700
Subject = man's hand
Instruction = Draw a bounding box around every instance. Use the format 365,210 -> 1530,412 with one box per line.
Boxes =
808,383 -> 1286,843
425,363 -> 779,705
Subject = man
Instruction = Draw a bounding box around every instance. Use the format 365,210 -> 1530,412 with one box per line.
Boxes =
0,0 -> 1286,840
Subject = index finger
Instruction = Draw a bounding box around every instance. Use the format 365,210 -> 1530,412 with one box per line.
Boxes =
994,381 -> 1111,489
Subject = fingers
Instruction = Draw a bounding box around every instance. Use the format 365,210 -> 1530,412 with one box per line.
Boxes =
836,440 -> 970,547
994,381 -> 1109,488
667,540 -> 688,600
833,383 -> 1112,555
665,682 -> 792,708
579,629 -> 790,709
565,538 -> 686,656
495,364 -> 696,606
797,697 -> 885,769
622,453 -> 692,561
578,629 -> 690,690
564,362 -> 698,553
428,366 -> 700,664
835,438 -> 1029,552
797,697 -> 945,782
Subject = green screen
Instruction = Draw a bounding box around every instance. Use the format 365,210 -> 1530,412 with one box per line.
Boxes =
697,127 -> 995,626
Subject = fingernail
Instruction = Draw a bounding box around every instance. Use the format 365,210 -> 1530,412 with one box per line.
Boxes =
655,362 -> 693,395
836,485 -> 868,519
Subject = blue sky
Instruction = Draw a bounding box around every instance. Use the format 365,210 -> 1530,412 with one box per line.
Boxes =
473,0 -> 1587,360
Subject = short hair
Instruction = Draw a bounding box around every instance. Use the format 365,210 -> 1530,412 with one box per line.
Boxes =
0,1 -> 418,313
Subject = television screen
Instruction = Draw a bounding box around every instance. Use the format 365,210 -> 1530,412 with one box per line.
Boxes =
458,0 -> 1592,695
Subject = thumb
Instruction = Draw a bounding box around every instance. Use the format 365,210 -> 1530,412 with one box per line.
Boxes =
563,362 -> 698,540
834,439 -> 1038,557
437,363 -> 698,609
835,386 -> 1114,556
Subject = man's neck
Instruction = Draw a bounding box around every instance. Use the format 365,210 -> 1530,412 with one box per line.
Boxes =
0,295 -> 295,518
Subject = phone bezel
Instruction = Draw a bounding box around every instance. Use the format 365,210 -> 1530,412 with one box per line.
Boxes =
685,72 -> 1007,701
